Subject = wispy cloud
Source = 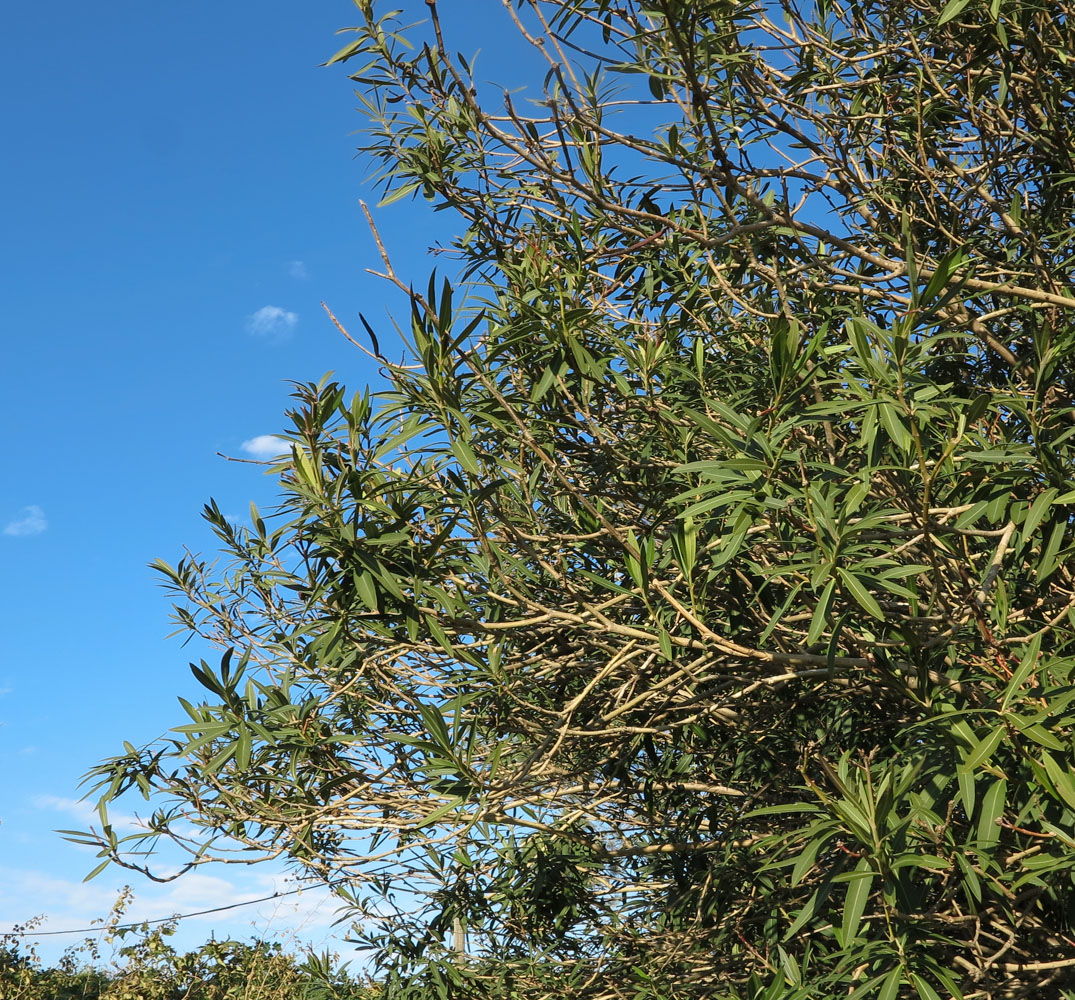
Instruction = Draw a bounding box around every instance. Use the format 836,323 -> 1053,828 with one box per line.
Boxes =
246,305 -> 298,337
0,866 -> 351,967
33,795 -> 142,833
288,260 -> 309,280
241,435 -> 291,459
4,506 -> 47,537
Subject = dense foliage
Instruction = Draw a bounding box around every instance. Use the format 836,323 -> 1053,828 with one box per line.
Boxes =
80,1 -> 1075,997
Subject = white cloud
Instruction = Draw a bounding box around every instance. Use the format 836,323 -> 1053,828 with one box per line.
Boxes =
166,872 -> 343,933
33,795 -> 102,826
0,866 -> 353,968
3,505 -> 47,537
288,260 -> 309,280
33,794 -> 142,833
246,305 -> 298,337
241,435 -> 291,459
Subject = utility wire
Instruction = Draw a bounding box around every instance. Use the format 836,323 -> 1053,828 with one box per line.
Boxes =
1,880 -> 350,939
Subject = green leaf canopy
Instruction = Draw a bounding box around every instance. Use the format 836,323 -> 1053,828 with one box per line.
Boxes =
81,2 -> 1075,997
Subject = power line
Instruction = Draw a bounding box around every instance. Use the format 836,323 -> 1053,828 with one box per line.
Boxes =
1,880 -> 348,939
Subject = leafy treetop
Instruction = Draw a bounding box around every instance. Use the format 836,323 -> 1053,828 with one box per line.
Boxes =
80,2 -> 1075,998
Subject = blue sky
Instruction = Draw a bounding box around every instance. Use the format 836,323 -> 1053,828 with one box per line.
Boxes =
0,0 -> 491,965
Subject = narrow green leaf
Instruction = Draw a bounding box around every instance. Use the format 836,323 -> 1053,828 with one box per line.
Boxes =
323,38 -> 363,67
416,797 -> 462,829
83,859 -> 113,882
354,572 -> 379,613
235,726 -> 251,772
777,945 -> 801,987
1041,752 -> 1075,810
837,569 -> 884,620
878,402 -> 913,452
203,740 -> 237,776
419,702 -> 452,752
450,437 -> 481,476
937,0 -> 972,25
840,859 -> 874,945
1022,488 -> 1058,540
847,317 -> 881,371
378,180 -> 421,207
430,616 -> 458,658
1002,634 -> 1042,709
1019,723 -> 1066,752
783,879 -> 835,941
911,972 -> 943,1000
958,766 -> 976,817
293,447 -> 320,488
890,854 -> 950,871
826,612 -> 851,677
1037,521 -> 1067,580
878,969 -> 902,1000
963,726 -> 1005,772
808,579 -> 836,644
977,778 -> 1006,850
791,834 -> 830,886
